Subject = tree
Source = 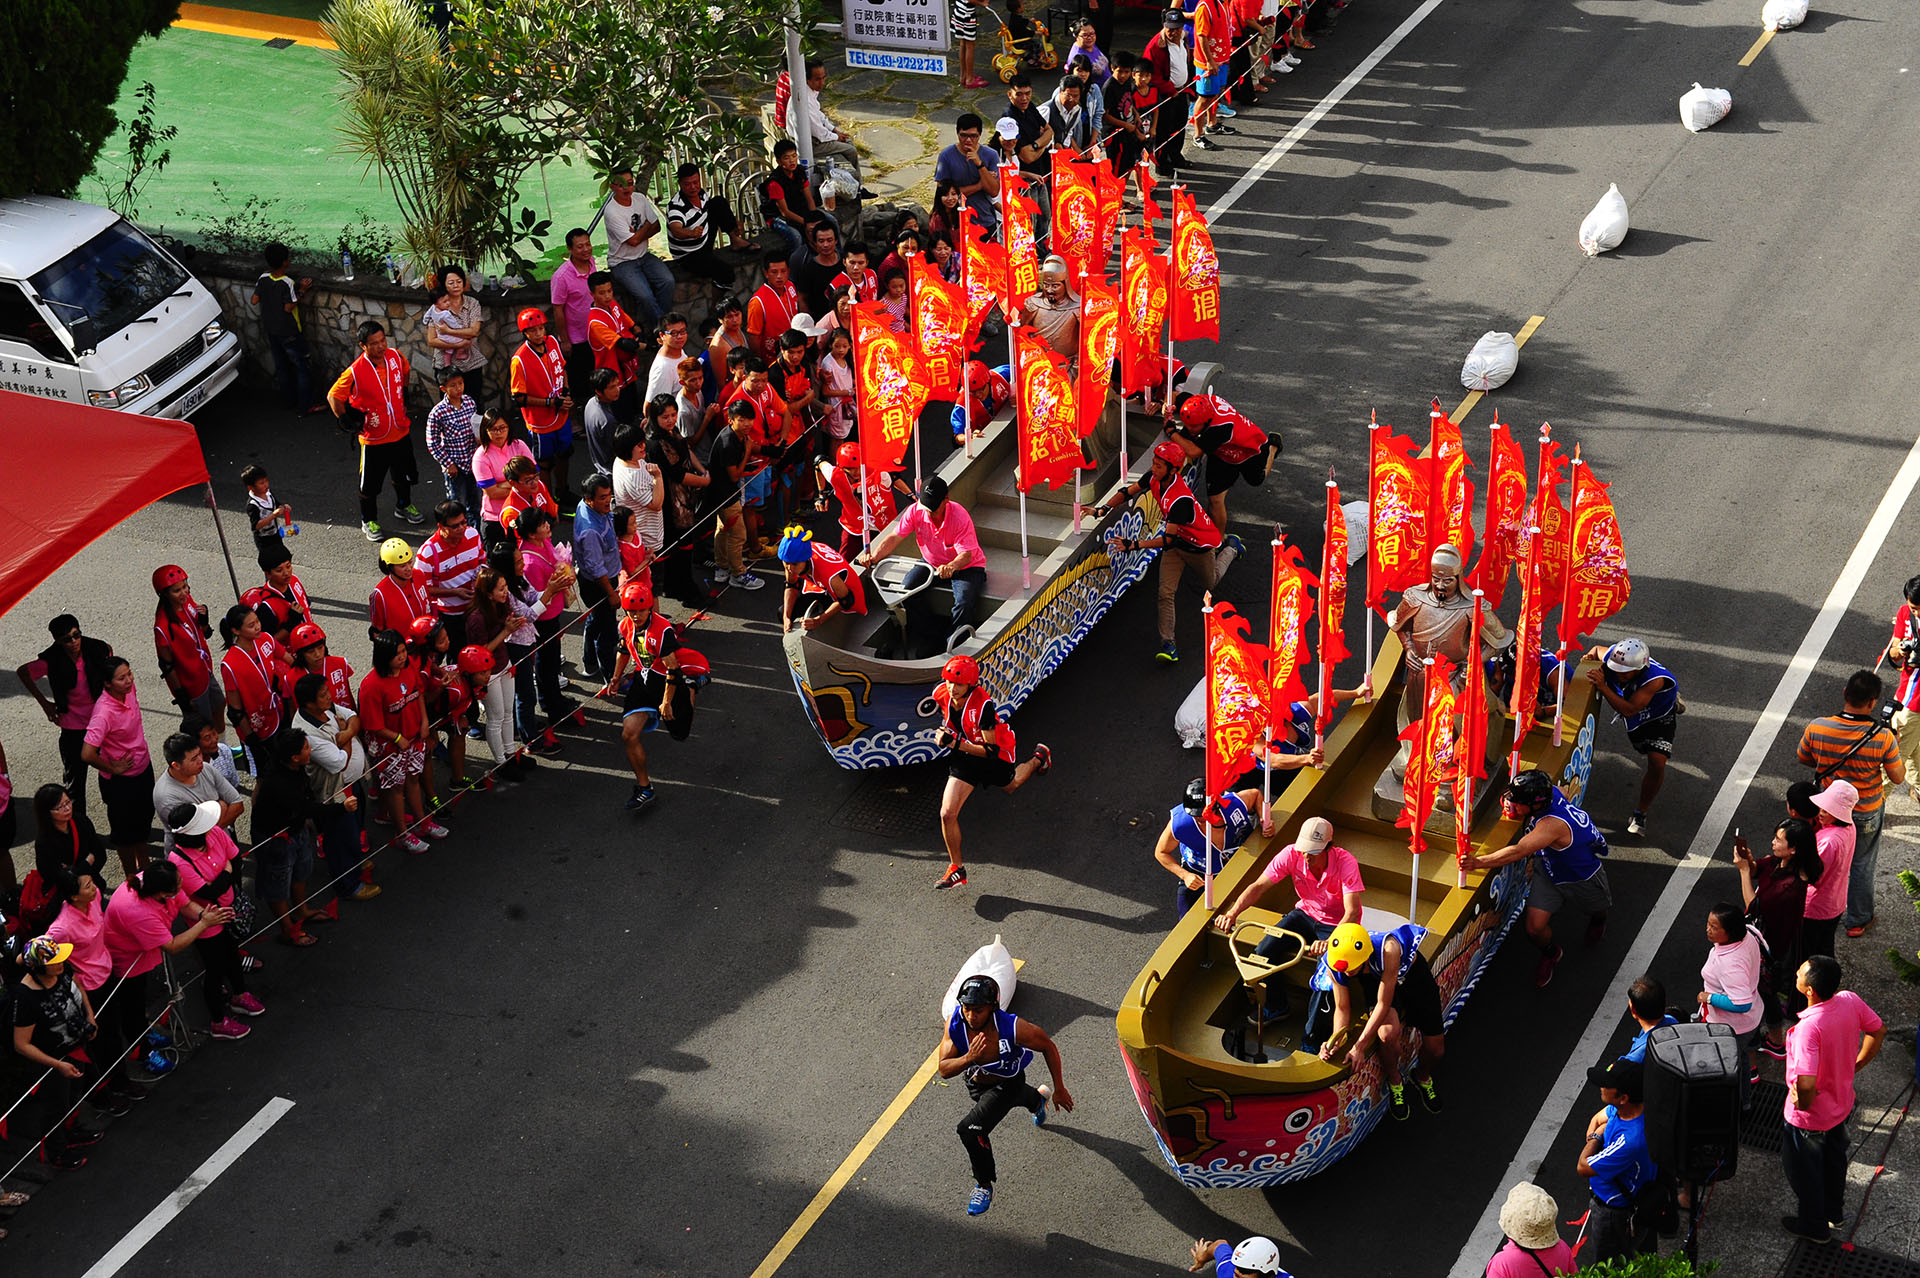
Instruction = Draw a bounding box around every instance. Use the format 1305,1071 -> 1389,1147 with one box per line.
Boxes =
0,0 -> 180,200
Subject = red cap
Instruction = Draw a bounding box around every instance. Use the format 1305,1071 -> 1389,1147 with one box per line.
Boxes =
152,565 -> 187,592
517,307 -> 547,332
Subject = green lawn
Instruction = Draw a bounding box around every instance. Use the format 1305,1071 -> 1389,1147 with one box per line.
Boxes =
93,26 -> 600,275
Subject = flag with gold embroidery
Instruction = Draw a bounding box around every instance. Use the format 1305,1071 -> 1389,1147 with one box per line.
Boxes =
1170,187 -> 1220,342
1367,422 -> 1429,611
1076,272 -> 1120,437
1556,450 -> 1631,653
1013,326 -> 1081,491
852,300 -> 932,475
1120,227 -> 1168,395
1207,600 -> 1272,802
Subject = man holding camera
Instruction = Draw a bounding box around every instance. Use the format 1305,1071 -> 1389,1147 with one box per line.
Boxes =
1795,670 -> 1904,939
1884,574 -> 1920,799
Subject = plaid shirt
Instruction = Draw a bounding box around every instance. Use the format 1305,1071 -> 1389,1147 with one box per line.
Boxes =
425,394 -> 479,474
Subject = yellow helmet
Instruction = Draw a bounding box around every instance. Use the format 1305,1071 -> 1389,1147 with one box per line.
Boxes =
378,537 -> 414,566
1326,923 -> 1375,976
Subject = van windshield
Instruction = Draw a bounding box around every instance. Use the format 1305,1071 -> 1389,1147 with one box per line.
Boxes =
28,220 -> 189,353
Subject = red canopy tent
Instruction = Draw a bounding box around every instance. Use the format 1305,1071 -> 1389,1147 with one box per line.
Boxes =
0,390 -> 238,617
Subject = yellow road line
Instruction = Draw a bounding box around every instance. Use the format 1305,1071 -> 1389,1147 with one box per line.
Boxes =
174,4 -> 337,49
1449,314 -> 1546,424
1738,28 -> 1775,67
749,958 -> 1026,1277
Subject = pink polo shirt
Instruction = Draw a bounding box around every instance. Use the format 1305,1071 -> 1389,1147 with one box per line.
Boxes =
25,653 -> 99,730
104,881 -> 182,979
84,684 -> 151,776
897,501 -> 984,572
1785,990 -> 1883,1131
1259,842 -> 1365,927
1806,822 -> 1854,922
169,829 -> 241,937
44,895 -> 111,989
548,258 -> 597,344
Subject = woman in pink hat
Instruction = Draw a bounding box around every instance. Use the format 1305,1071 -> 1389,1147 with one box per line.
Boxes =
1800,780 -> 1857,960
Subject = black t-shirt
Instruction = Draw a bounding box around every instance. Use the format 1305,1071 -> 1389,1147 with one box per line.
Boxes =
793,253 -> 843,317
999,102 -> 1052,176
254,273 -> 300,339
761,168 -> 812,225
706,427 -> 749,509
11,974 -> 89,1057
946,696 -> 998,739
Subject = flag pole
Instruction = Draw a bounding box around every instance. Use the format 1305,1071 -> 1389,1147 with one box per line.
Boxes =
1265,522 -> 1282,816
1316,471 -> 1334,753
1072,264 -> 1086,534
1002,160 -> 1032,591
1166,185 -> 1179,428
1508,522 -> 1538,778
1203,590 -> 1217,910
1365,409 -> 1377,675
1411,653 -> 1433,920
860,460 -> 872,556
1461,588 -> 1482,889
1554,452 -> 1582,747
959,204 -> 975,461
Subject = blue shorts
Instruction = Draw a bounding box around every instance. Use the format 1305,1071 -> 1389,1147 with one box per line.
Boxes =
530,420 -> 574,461
742,467 -> 773,508
1196,67 -> 1231,97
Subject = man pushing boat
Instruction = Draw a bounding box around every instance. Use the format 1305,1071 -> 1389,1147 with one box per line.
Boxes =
1461,769 -> 1612,988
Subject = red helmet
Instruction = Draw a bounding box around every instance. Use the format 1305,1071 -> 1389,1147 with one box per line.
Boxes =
1179,395 -> 1215,427
406,616 -> 441,645
1152,439 -> 1187,467
152,565 -> 187,593
621,578 -> 655,612
290,622 -> 326,651
836,442 -> 861,470
942,654 -> 979,685
517,307 -> 548,332
966,360 -> 991,394
456,645 -> 495,675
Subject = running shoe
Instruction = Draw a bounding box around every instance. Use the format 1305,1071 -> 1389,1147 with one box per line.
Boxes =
1388,1082 -> 1410,1121
1216,101 -> 1238,118
1627,811 -> 1646,836
966,1184 -> 993,1216
208,1017 -> 252,1041
1212,122 -> 1238,135
1758,1038 -> 1787,1061
1534,944 -> 1564,988
396,504 -> 427,526
1033,743 -> 1052,775
1748,1065 -> 1761,1087
734,571 -> 767,592
400,833 -> 431,854
87,1093 -> 133,1118
1417,1076 -> 1443,1113
1271,59 -> 1294,72
362,520 -> 383,542
1194,135 -> 1221,151
935,864 -> 968,890
1155,641 -> 1180,664
421,820 -> 451,840
1033,1083 -> 1052,1126
467,724 -> 484,740
231,992 -> 266,1017
350,883 -> 383,902
626,785 -> 657,812
1282,51 -> 1301,65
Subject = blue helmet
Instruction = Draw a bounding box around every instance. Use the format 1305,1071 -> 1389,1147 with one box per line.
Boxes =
777,525 -> 816,564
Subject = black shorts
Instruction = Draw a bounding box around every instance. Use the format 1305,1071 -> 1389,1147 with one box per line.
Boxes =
1391,955 -> 1446,1036
622,669 -> 694,740
948,751 -> 1016,790
1205,452 -> 1241,497
564,343 -> 596,407
99,765 -> 156,846
1627,714 -> 1676,757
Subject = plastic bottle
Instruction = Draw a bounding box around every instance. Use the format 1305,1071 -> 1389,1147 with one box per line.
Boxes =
339,241 -> 354,281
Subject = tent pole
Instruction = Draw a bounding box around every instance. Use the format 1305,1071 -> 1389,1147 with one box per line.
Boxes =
205,482 -> 243,603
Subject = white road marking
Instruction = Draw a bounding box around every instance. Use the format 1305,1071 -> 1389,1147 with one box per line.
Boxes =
81,1097 -> 295,1278
1447,429 -> 1920,1276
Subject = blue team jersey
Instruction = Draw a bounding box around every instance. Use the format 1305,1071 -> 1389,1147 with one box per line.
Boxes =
1526,789 -> 1609,883
1258,700 -> 1315,762
1486,648 -> 1561,708
1317,922 -> 1428,991
946,1007 -> 1033,1081
1169,793 -> 1254,875
1606,657 -> 1679,728
1587,1106 -> 1656,1206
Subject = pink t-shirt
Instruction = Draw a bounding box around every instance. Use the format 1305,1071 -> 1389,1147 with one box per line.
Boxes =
548,258 -> 597,343
84,685 -> 151,775
1701,932 -> 1763,1035
44,896 -> 110,989
521,540 -> 569,622
104,881 -> 182,979
1259,843 -> 1365,927
1785,990 -> 1884,1131
897,501 -> 984,572
169,829 -> 241,937
473,439 -> 536,524
1806,822 -> 1855,922
1486,1239 -> 1577,1277
26,653 -> 99,730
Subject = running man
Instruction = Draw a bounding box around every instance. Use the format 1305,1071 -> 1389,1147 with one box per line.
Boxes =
931,655 -> 1051,890
600,578 -> 710,813
1152,778 -> 1272,916
1583,637 -> 1679,836
1462,769 -> 1612,988
938,973 -> 1073,1217
1316,920 -> 1447,1121
1167,390 -> 1283,528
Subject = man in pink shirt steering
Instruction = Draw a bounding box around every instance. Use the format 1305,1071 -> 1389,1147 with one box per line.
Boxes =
1781,954 -> 1885,1243
854,476 -> 988,654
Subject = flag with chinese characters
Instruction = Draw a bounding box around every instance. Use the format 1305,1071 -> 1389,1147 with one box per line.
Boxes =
1556,452 -> 1631,652
910,257 -> 968,399
1455,601 -> 1487,867
1367,423 -> 1429,611
1427,400 -> 1475,568
1318,480 -> 1350,730
1013,326 -> 1081,491
852,300 -> 932,474
1138,161 -> 1164,224
1001,173 -> 1041,311
1095,162 -> 1125,269
1535,433 -> 1571,599
1207,601 -> 1272,802
1397,654 -> 1457,855
960,213 -> 1007,347
1050,157 -> 1103,284
1170,187 -> 1220,342
1076,272 -> 1120,437
1470,417 -> 1529,607
1511,525 -> 1548,743
1120,228 -> 1168,395
1270,541 -> 1317,724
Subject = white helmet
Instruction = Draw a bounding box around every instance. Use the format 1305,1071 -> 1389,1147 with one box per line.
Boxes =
1230,1237 -> 1286,1276
1605,638 -> 1650,674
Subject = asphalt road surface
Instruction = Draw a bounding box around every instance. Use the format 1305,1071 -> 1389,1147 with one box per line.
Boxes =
4,0 -> 1919,1272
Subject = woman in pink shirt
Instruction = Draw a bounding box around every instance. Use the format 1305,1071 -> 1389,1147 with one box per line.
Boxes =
1485,1182 -> 1577,1276
104,861 -> 227,1077
163,800 -> 262,1041
472,411 -> 535,552
1696,902 -> 1764,1108
1801,781 -> 1856,960
79,657 -> 155,883
513,506 -> 579,746
41,868 -> 146,1109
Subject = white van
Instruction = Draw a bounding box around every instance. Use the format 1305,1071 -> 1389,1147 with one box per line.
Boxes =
0,196 -> 242,417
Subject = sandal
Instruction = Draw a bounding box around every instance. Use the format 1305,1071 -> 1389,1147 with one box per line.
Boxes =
0,1190 -> 28,1208
275,930 -> 319,948
964,75 -> 989,88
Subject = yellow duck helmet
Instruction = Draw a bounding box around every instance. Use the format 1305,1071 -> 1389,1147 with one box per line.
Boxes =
1326,923 -> 1375,975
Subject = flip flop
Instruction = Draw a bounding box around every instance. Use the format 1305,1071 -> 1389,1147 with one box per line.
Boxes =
0,1190 -> 29,1208
275,930 -> 319,948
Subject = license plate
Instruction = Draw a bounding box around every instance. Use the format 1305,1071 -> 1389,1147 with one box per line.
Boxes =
172,383 -> 207,417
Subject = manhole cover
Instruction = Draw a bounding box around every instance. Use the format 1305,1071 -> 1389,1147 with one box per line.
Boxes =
1742,1080 -> 1789,1152
1780,1241 -> 1920,1278
833,775 -> 941,838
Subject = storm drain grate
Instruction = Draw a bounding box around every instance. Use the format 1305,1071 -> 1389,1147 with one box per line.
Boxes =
833,776 -> 941,838
263,36 -> 294,48
1742,1080 -> 1790,1151
1780,1241 -> 1920,1278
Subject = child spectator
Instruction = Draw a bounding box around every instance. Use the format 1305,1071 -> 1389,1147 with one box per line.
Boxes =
248,242 -> 324,416
614,505 -> 649,589
425,367 -> 482,519
357,629 -> 447,854
242,464 -> 292,553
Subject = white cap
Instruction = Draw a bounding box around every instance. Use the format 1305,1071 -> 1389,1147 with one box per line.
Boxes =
170,800 -> 222,837
1296,817 -> 1334,853
996,118 -> 1021,142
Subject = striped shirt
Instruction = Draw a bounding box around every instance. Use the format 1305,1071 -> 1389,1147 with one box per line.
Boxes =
1796,714 -> 1900,814
413,527 -> 486,617
425,394 -> 479,474
664,193 -> 716,257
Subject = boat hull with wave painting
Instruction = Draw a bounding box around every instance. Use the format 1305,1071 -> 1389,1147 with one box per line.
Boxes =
1116,634 -> 1602,1188
784,364 -> 1230,770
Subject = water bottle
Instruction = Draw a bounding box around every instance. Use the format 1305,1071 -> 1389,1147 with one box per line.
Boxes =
339,241 -> 354,281
486,272 -> 500,293
384,253 -> 400,283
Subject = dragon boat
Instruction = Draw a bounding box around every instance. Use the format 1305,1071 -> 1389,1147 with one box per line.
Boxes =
783,364 -> 1231,770
1117,636 -> 1602,1188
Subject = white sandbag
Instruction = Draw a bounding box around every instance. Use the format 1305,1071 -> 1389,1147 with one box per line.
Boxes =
1578,183 -> 1630,257
1341,500 -> 1369,567
1679,83 -> 1733,132
1460,331 -> 1520,391
1761,0 -> 1808,30
1175,677 -> 1207,749
940,934 -> 1018,1021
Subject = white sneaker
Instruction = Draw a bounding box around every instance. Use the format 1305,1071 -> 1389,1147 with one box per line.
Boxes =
423,820 -> 451,840
1272,59 -> 1294,72
735,572 -> 767,592
1282,52 -> 1302,65
400,833 -> 431,854
714,568 -> 732,585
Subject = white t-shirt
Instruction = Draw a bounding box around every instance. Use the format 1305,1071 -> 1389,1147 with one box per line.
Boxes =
603,192 -> 664,266
613,457 -> 665,552
1166,43 -> 1190,88
647,350 -> 685,402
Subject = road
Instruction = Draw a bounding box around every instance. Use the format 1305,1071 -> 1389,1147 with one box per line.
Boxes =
3,0 -> 1918,1272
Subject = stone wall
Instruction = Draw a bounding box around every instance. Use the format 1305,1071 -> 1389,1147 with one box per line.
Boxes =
189,250 -> 764,412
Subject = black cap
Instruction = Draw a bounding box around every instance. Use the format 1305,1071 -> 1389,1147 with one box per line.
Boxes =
957,974 -> 1000,1006
1163,6 -> 1185,23
1587,1058 -> 1644,1101
257,539 -> 293,572
918,475 -> 949,510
